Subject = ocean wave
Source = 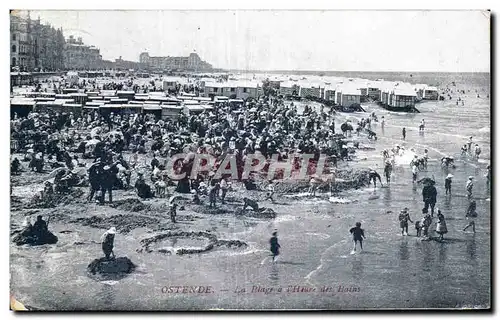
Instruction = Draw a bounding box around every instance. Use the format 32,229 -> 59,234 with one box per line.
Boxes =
274,215 -> 300,223
328,196 -> 353,204
304,232 -> 331,240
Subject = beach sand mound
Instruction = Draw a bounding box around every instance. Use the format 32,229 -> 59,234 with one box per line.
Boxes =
216,239 -> 248,249
239,207 -> 277,218
10,196 -> 24,211
12,228 -> 58,246
138,230 -> 247,255
109,198 -> 150,212
270,169 -> 371,194
26,188 -> 85,209
87,257 -> 136,280
195,207 -> 233,215
71,214 -> 160,234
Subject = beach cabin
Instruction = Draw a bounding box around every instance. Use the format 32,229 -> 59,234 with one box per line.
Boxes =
70,93 -> 88,105
33,100 -> 60,113
367,82 -> 382,100
62,103 -> 83,115
229,99 -> 245,108
236,82 -> 261,99
323,86 -> 336,101
83,105 -> 100,114
413,84 -> 425,100
335,86 -> 362,107
195,97 -> 212,104
214,96 -> 229,103
279,82 -> 300,97
85,101 -> 106,108
143,105 -> 162,119
299,83 -> 322,99
99,104 -> 124,117
10,72 -> 33,87
163,79 -> 178,92
108,98 -> 128,105
221,83 -> 238,98
86,91 -> 100,97
117,90 -> 136,101
63,88 -> 79,94
11,97 -> 36,118
124,105 -> 144,115
33,97 -> 56,103
161,105 -> 183,120
55,94 -> 73,100
66,71 -> 79,86
268,78 -> 282,89
204,82 -> 225,99
423,86 -> 439,100
134,93 -> 149,101
100,90 -> 117,97
88,96 -> 104,102
380,83 -> 417,109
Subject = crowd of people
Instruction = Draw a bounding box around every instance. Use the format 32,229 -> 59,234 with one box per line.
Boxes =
11,75 -> 490,260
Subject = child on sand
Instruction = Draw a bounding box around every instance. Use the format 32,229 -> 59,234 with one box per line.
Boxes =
421,214 -> 432,238
466,177 -> 474,199
266,180 -> 275,203
444,174 -> 453,195
463,200 -> 477,233
435,210 -> 448,241
398,208 -> 413,236
269,231 -> 281,262
415,220 -> 422,237
349,222 -> 366,253
412,164 -> 418,183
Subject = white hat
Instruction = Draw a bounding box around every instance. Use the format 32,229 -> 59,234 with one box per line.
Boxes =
446,174 -> 454,178
468,176 -> 474,180
108,227 -> 117,234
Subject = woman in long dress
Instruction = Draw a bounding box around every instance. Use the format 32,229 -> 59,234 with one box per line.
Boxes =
435,210 -> 448,241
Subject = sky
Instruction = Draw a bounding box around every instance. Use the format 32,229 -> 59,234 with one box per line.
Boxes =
19,10 -> 490,72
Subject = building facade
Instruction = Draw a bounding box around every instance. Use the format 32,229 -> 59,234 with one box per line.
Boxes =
140,52 -> 213,71
10,12 -> 65,72
63,35 -> 102,70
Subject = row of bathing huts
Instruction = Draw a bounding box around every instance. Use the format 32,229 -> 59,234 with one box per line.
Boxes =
269,78 -> 438,111
10,75 -> 440,119
10,89 -> 232,120
198,77 -> 438,111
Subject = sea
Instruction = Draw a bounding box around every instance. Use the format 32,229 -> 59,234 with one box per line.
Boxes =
10,72 -> 491,310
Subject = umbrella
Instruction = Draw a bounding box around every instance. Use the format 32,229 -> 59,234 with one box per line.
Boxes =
340,123 -> 353,132
47,167 -> 67,179
86,139 -> 100,146
72,167 -> 87,176
418,177 -> 435,185
107,130 -> 123,138
90,127 -> 102,138
169,195 -> 183,204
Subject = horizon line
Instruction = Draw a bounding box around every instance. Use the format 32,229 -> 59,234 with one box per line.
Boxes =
223,69 -> 490,74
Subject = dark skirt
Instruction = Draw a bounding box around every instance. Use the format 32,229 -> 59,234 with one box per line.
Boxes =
270,246 -> 279,256
102,243 -> 114,255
